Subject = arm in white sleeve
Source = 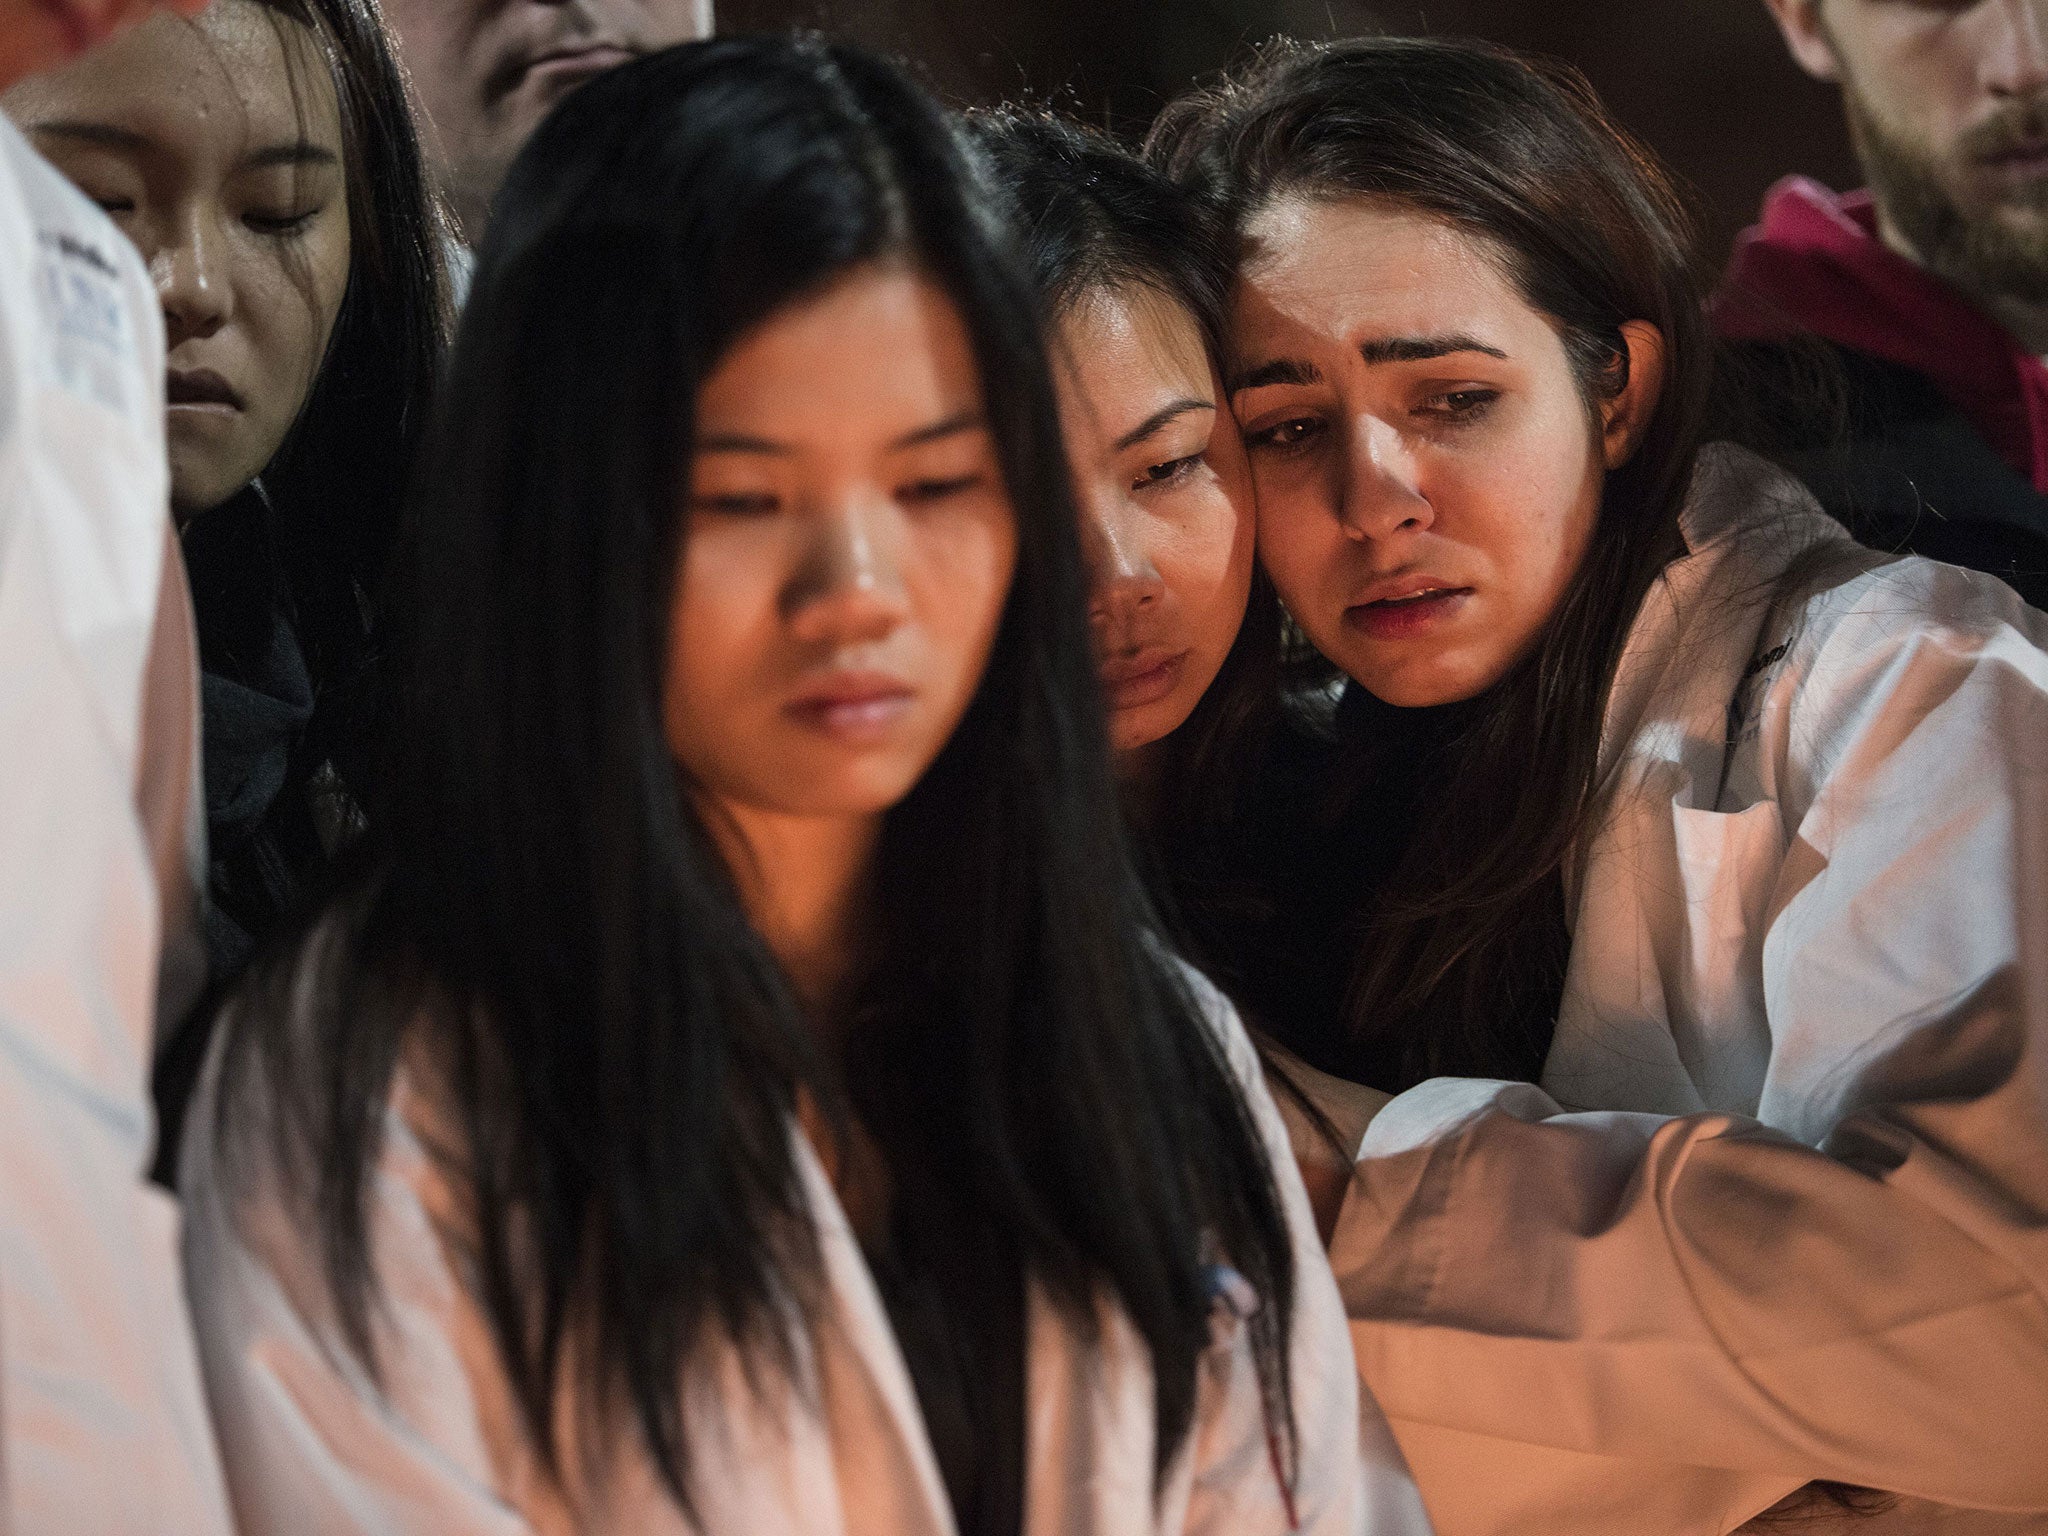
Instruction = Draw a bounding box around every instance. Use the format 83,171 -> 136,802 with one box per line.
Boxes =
1331,569 -> 2048,1511
180,1025 -> 552,1536
0,122 -> 231,1536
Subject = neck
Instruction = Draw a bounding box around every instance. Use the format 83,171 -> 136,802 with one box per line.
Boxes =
1115,739 -> 1169,827
1875,202 -> 2048,356
707,802 -> 881,1021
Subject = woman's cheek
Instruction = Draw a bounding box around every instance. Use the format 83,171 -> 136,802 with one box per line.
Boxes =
1171,486 -> 1252,620
915,502 -> 1018,662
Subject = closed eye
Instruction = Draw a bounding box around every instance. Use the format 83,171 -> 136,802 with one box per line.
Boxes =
692,491 -> 780,517
244,207 -> 321,238
899,472 -> 986,505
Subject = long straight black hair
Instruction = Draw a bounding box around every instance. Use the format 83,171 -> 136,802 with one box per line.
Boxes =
963,110 -> 1297,879
219,0 -> 447,765
218,35 -> 1294,1517
1151,36 -> 1714,1090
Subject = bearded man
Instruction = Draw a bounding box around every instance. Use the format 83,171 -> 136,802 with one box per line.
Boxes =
1719,0 -> 2048,605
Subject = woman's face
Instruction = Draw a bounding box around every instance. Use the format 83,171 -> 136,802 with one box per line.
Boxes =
666,264 -> 1018,829
1230,197 -> 1653,708
6,0 -> 352,518
1054,284 -> 1255,756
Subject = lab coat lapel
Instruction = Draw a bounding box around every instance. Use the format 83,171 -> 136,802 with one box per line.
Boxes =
793,1133 -> 959,1536
793,1132 -> 1169,1536
1021,1285 -> 1161,1536
1553,446 -> 1840,1115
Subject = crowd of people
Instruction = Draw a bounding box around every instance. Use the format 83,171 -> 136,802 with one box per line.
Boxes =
2,1 -> 2046,1533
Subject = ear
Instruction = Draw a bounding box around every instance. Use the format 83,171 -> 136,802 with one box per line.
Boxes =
1761,0 -> 1843,83
1602,321 -> 1666,471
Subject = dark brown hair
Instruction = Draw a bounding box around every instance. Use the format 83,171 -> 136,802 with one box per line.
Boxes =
1150,35 -> 1712,1088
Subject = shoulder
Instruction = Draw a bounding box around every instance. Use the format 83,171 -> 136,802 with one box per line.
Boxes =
184,896 -> 449,1252
0,120 -> 166,570
1766,551 -> 2048,756
1677,441 -> 1849,560
0,117 -> 162,382
1162,948 -> 1266,1091
1780,540 -> 2048,689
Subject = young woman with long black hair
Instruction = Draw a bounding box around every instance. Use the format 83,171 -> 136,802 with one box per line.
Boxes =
6,0 -> 447,990
178,38 -> 1424,1535
1154,35 -> 2048,1535
969,109 -> 1372,1226
969,111 -> 1273,802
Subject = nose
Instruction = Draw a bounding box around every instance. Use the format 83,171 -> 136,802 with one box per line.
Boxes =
1982,0 -> 2048,98
785,489 -> 912,646
1336,413 -> 1434,543
1079,484 -> 1165,632
151,209 -> 231,351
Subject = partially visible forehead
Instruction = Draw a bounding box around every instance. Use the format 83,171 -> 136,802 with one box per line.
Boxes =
696,264 -> 988,437
5,1 -> 341,157
1060,283 -> 1213,393
1235,193 -> 1530,339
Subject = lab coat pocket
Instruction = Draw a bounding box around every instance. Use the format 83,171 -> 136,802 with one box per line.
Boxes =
1667,801 -> 1784,1107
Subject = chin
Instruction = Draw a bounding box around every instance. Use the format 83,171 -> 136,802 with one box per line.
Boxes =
1107,700 -> 1195,757
166,457 -> 251,521
1348,660 -> 1500,710
765,765 -> 931,820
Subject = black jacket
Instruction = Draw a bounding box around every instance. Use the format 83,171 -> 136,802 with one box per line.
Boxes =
1726,339 -> 2048,610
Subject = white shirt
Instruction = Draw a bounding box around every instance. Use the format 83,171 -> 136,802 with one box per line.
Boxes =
182,950 -> 1433,1535
1326,445 -> 2048,1535
0,116 -> 229,1535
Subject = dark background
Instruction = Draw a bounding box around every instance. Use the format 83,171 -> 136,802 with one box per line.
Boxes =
717,0 -> 1863,266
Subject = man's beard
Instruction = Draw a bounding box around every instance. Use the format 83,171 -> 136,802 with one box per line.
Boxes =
1844,80 -> 2048,308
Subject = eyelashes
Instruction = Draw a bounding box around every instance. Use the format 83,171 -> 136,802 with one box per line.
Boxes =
690,474 -> 990,519
243,207 -> 324,238
1243,417 -> 1326,455
1242,388 -> 1504,456
1420,387 -> 1501,423
1133,453 -> 1204,493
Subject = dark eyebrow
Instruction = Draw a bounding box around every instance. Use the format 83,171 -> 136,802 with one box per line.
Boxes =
1227,358 -> 1323,396
694,411 -> 988,458
1359,333 -> 1509,366
242,141 -> 341,172
695,432 -> 787,456
893,409 -> 985,450
23,122 -> 340,175
1113,398 -> 1215,453
24,121 -> 147,153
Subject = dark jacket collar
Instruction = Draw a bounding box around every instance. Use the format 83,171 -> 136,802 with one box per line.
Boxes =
1714,176 -> 2048,494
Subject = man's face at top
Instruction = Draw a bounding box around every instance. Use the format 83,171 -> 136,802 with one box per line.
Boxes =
384,0 -> 711,239
1771,0 -> 2048,304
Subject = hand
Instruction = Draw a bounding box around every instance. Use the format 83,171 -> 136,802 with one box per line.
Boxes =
1263,1047 -> 1392,1246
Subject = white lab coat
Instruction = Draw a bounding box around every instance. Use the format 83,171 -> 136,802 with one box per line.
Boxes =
179,952 -> 1434,1535
0,118 -> 230,1534
1321,444 -> 2048,1534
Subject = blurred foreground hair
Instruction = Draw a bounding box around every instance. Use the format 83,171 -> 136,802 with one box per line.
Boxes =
218,36 -> 1294,1518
